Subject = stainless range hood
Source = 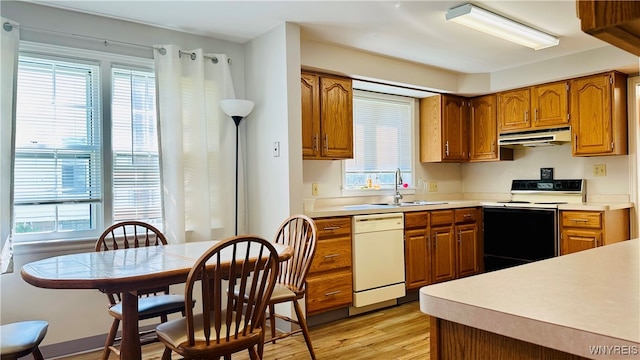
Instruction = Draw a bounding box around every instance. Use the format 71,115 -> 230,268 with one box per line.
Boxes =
498,126 -> 571,147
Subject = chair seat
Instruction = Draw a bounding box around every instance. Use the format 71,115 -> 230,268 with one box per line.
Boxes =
156,310 -> 248,348
235,283 -> 299,303
108,294 -> 185,318
0,320 -> 48,356
269,283 -> 301,302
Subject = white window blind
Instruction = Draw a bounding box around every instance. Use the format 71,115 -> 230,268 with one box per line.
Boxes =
345,90 -> 413,190
111,67 -> 162,226
13,55 -> 101,234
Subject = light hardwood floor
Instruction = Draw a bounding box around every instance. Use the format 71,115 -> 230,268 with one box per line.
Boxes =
57,301 -> 430,360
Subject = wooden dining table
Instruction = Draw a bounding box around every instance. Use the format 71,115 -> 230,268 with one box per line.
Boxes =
20,240 -> 293,360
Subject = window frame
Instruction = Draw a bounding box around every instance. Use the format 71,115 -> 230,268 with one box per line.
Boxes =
341,90 -> 417,197
12,42 -> 158,244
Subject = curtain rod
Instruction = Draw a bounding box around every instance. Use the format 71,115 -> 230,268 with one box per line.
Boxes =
14,24 -> 232,64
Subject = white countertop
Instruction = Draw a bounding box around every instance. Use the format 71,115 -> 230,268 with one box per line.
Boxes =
305,199 -> 633,218
419,239 -> 640,359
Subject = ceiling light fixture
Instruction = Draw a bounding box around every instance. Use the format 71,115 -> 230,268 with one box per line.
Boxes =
446,3 -> 559,50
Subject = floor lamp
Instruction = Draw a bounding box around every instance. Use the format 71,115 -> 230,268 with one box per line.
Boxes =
220,99 -> 255,235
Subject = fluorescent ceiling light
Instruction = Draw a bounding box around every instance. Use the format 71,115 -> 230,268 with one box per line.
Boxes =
446,3 -> 559,50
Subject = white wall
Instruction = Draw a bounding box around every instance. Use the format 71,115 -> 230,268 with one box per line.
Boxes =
463,145 -> 631,200
245,22 -> 302,239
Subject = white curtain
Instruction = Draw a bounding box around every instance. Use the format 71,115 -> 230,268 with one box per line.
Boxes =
1,18 -> 19,273
154,45 -> 241,243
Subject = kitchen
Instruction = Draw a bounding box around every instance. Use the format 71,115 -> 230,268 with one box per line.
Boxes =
1,1 -> 639,359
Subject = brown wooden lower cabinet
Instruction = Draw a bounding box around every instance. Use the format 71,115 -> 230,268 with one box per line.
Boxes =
306,216 -> 353,315
560,208 -> 630,255
405,208 -> 481,290
306,270 -> 352,315
430,317 -> 591,360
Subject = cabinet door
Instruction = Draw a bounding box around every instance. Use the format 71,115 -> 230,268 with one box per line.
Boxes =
442,95 -> 468,161
456,223 -> 478,278
570,74 -> 614,155
320,76 -> 353,159
470,95 -> 498,161
498,88 -> 530,132
431,225 -> 455,283
561,229 -> 602,255
405,228 -> 431,290
301,72 -> 320,159
531,81 -> 569,129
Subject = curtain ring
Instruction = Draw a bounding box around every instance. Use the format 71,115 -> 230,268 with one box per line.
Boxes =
158,47 -> 167,55
211,57 -> 218,64
3,22 -> 13,32
190,52 -> 196,61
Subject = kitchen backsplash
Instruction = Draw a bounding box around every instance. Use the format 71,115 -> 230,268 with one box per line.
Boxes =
303,142 -> 631,200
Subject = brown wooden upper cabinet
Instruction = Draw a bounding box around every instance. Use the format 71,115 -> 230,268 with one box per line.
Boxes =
497,81 -> 569,133
301,71 -> 353,160
570,71 -> 628,156
420,94 -> 469,162
469,94 -> 513,162
577,0 -> 640,57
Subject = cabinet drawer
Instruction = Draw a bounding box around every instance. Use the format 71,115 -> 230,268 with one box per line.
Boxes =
306,271 -> 353,315
309,237 -> 352,274
404,211 -> 429,229
455,208 -> 478,223
314,217 -> 352,237
561,211 -> 602,229
431,210 -> 454,226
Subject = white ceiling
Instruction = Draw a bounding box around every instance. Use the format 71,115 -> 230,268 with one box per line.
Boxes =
28,0 -> 621,74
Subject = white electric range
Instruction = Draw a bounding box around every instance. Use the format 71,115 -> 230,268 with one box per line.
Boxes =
483,179 -> 585,271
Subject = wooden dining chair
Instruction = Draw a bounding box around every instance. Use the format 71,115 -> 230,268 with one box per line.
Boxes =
236,214 -> 318,359
155,235 -> 279,360
95,221 -> 186,360
0,320 -> 48,360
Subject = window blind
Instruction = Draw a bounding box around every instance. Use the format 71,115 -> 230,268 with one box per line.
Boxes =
13,56 -> 102,233
345,91 -> 413,189
111,67 -> 162,225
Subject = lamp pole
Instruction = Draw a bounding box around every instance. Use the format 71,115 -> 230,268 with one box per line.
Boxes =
231,115 -> 242,236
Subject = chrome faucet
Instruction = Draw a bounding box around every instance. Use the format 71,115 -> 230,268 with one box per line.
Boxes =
393,168 -> 403,205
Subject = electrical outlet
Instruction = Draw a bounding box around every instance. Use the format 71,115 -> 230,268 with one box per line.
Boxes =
593,164 -> 606,177
312,183 -> 319,196
428,181 -> 438,192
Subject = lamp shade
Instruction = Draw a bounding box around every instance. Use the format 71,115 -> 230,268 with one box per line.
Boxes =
220,99 -> 255,118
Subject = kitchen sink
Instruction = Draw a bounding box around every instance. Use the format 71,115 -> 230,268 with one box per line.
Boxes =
400,200 -> 448,206
345,201 -> 448,209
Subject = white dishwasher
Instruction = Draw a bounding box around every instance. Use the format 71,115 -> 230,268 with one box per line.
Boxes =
352,212 -> 405,308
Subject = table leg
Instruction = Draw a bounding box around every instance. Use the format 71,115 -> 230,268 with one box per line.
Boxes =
120,291 -> 141,360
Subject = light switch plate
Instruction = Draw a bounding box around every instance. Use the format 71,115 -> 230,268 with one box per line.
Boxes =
593,164 -> 606,177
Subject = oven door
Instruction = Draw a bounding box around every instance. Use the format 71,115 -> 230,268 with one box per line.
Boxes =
483,206 -> 558,272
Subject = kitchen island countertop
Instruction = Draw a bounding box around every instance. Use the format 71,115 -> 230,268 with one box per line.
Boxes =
420,239 -> 640,359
